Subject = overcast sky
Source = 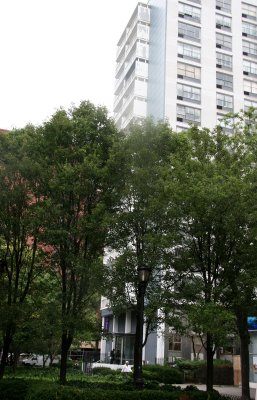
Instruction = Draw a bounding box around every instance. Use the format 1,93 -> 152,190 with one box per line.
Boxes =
0,0 -> 140,130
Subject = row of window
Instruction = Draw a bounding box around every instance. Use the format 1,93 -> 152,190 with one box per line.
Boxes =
242,3 -> 257,21
178,42 -> 234,70
179,1 -> 257,23
178,61 -> 257,92
177,79 -> 257,104
176,98 -> 257,130
217,35 -> 257,58
176,92 -> 234,124
177,73 -> 233,102
215,1 -> 257,21
177,23 -> 257,54
177,74 -> 257,107
175,1 -> 257,126
176,91 -> 257,125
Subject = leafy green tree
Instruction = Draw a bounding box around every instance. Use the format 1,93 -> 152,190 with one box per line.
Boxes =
28,101 -> 121,384
164,121 -> 257,397
104,120 -> 180,386
0,127 -> 42,378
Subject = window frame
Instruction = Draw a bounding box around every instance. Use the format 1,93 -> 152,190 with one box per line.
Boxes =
178,42 -> 201,62
178,21 -> 201,42
242,3 -> 257,21
216,52 -> 233,70
244,80 -> 257,96
243,40 -> 257,57
216,14 -> 232,31
216,71 -> 233,91
243,59 -> 257,76
216,0 -> 231,13
178,2 -> 201,23
216,92 -> 233,110
177,104 -> 201,123
242,22 -> 257,38
177,62 -> 201,82
168,334 -> 182,352
177,82 -> 201,103
244,99 -> 257,110
216,32 -> 232,51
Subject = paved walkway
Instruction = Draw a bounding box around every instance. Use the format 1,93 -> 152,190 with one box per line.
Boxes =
179,384 -> 255,399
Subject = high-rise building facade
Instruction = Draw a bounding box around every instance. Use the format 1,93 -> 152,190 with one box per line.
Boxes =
99,0 -> 257,367
114,0 -> 257,131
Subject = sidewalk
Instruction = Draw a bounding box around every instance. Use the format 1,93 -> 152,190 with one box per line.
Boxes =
179,384 -> 255,399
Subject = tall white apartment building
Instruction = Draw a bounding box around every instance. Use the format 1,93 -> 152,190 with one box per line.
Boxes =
114,0 -> 257,131
100,0 -> 257,367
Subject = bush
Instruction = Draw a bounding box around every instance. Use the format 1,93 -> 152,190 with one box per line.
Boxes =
0,380 -> 227,400
92,367 -> 118,376
0,379 -> 29,400
143,365 -> 184,384
176,359 -> 233,385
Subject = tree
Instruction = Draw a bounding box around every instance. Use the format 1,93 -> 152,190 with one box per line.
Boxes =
104,120 -> 180,386
0,127 -> 42,378
164,121 -> 257,397
28,101 -> 121,384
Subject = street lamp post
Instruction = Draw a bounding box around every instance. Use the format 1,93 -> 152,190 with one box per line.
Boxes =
133,266 -> 150,389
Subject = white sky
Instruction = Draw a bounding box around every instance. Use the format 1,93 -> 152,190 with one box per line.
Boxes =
0,0 -> 140,130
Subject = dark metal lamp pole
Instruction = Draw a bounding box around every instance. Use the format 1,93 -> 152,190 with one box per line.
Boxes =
134,266 -> 150,389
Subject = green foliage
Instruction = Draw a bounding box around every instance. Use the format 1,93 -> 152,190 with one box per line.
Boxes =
176,359 -> 232,371
0,366 -> 228,400
143,365 -> 184,384
0,379 -> 29,400
92,367 -> 118,376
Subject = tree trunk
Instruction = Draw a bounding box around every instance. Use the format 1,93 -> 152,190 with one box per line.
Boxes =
0,325 -> 13,379
206,333 -> 214,392
59,332 -> 73,385
237,313 -> 250,400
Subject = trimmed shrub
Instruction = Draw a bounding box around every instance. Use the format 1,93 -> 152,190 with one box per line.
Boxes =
143,365 -> 184,384
92,367 -> 118,376
177,359 -> 233,385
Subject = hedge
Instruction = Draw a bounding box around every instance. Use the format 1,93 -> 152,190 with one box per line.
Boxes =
0,378 -> 225,400
143,365 -> 184,384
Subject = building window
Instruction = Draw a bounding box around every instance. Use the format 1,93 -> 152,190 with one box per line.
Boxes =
178,22 -> 201,42
216,72 -> 233,91
178,3 -> 201,23
244,99 -> 257,110
217,93 -> 233,110
216,52 -> 232,70
216,14 -> 232,31
243,60 -> 257,76
177,83 -> 201,103
178,42 -> 201,61
242,22 -> 257,38
177,104 -> 201,123
177,62 -> 201,81
244,80 -> 257,96
242,3 -> 257,21
216,0 -> 231,13
216,32 -> 232,51
168,334 -> 182,351
243,40 -> 257,57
